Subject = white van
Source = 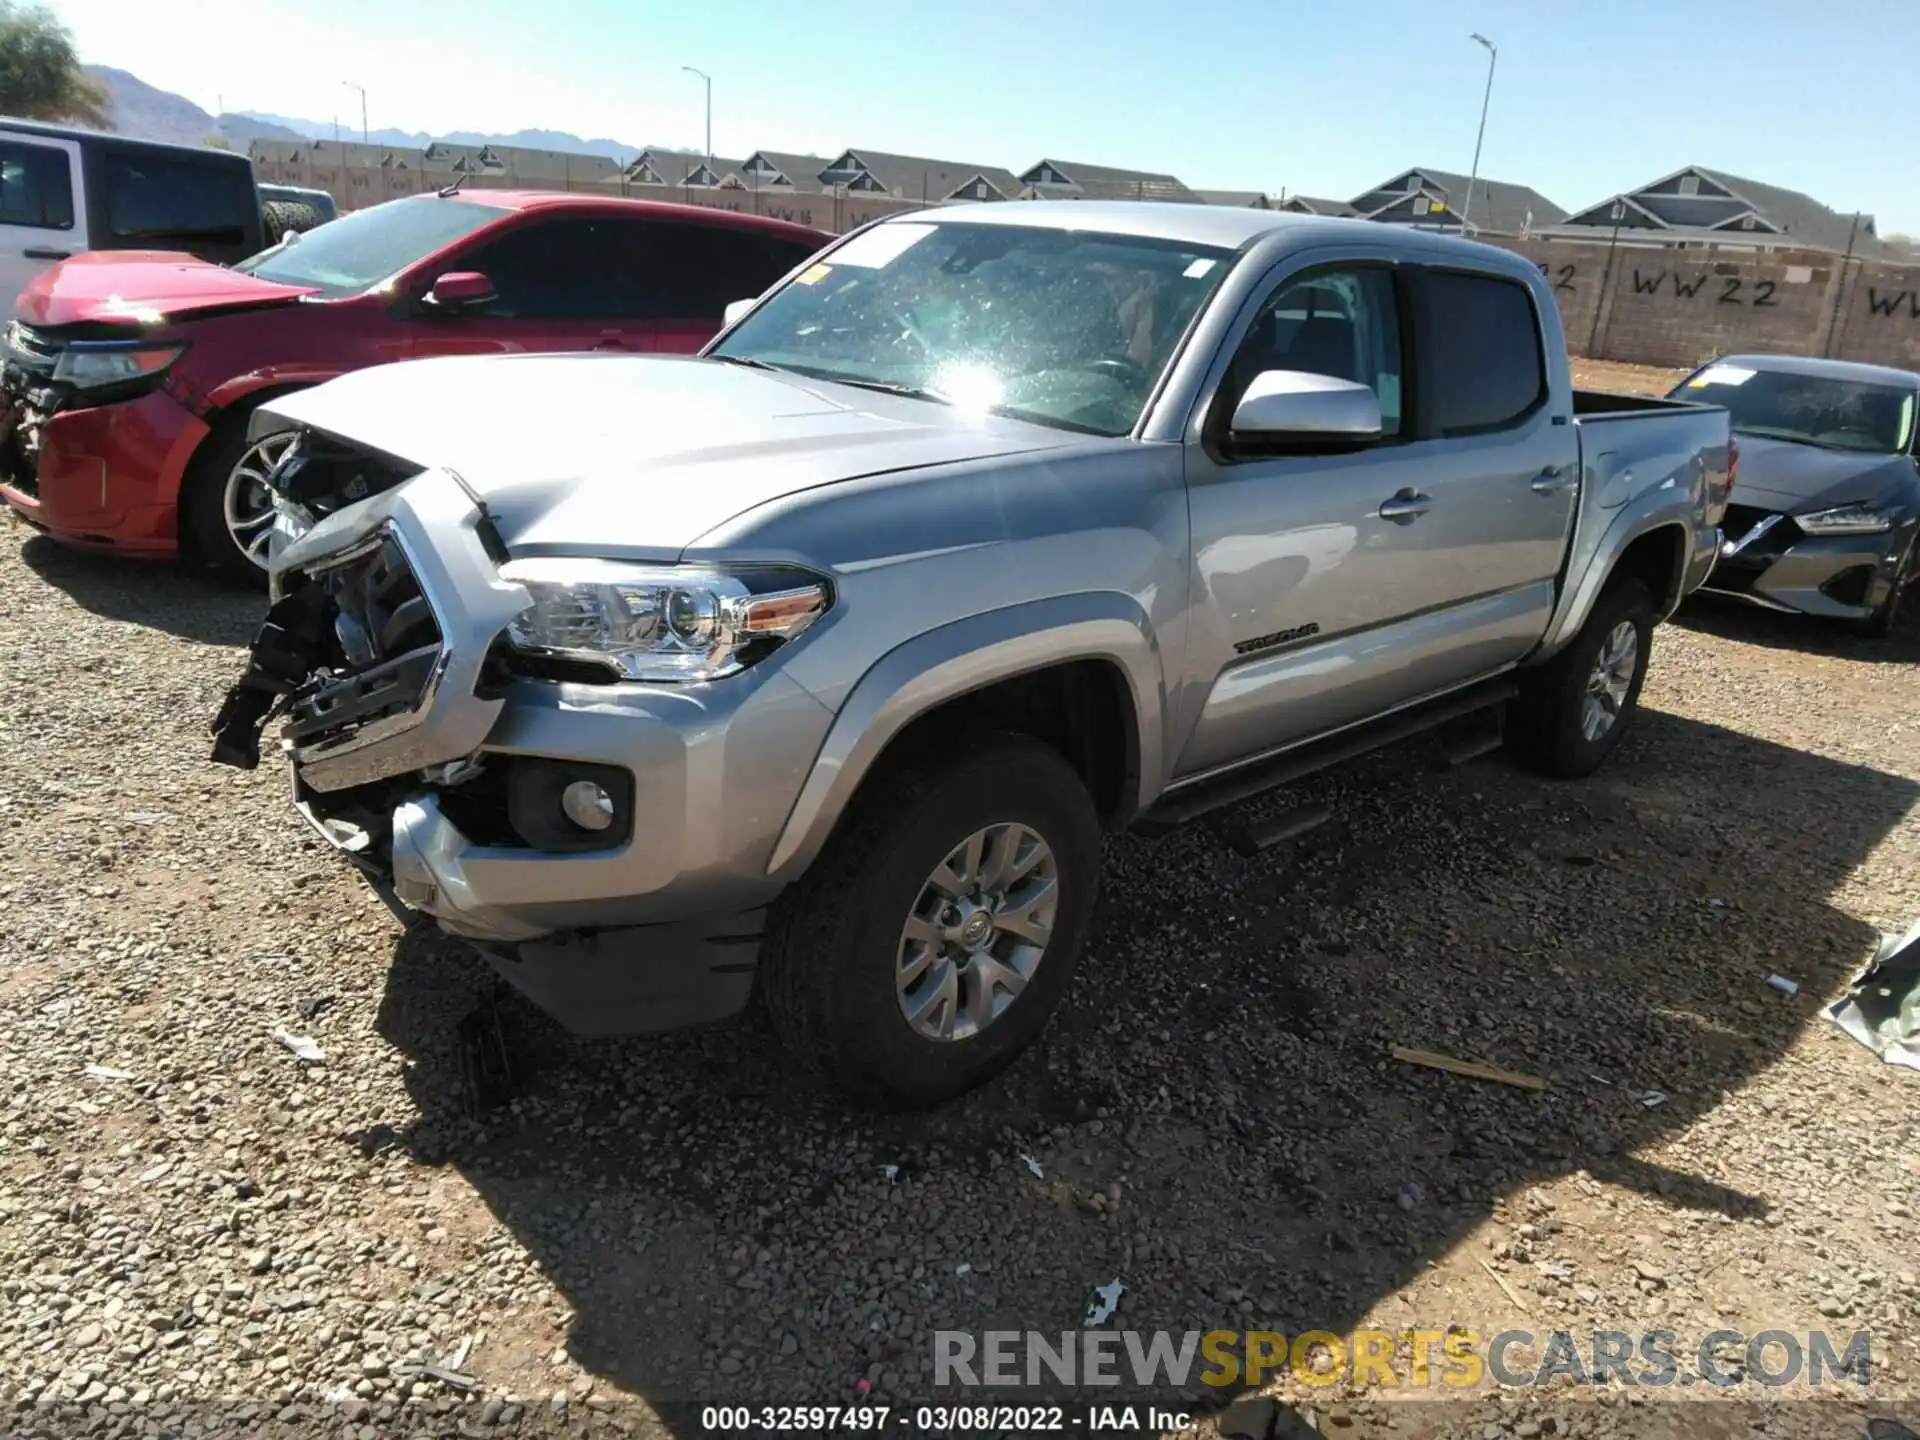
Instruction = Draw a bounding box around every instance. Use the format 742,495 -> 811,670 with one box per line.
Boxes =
0,117 -> 263,310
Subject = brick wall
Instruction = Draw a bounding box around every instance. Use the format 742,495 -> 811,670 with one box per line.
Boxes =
1487,238 -> 1920,371
249,152 -> 932,233
253,147 -> 1920,373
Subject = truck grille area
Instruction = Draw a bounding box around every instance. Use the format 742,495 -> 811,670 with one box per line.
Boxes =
285,534 -> 445,755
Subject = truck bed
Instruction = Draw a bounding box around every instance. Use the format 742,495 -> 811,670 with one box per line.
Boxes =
1572,387 -> 1711,418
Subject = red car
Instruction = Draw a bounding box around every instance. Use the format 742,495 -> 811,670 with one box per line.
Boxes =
0,191 -> 828,581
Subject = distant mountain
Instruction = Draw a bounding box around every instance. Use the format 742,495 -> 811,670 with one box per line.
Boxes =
234,111 -> 644,165
84,65 -> 309,150
82,67 -> 651,164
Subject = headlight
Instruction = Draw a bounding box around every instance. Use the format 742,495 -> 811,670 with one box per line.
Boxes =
51,341 -> 187,393
499,558 -> 829,682
1796,503 -> 1895,536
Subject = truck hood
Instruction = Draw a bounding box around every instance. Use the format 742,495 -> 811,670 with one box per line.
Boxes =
1729,432 -> 1920,514
262,353 -> 1077,554
14,251 -> 320,328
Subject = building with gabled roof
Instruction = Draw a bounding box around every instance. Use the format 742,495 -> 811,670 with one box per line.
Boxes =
625,147 -> 744,189
815,147 -> 1022,203
1549,165 -> 1887,256
1279,194 -> 1360,218
1349,166 -> 1564,237
1016,158 -> 1199,203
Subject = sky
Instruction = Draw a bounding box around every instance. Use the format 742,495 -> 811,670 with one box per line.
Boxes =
50,0 -> 1920,235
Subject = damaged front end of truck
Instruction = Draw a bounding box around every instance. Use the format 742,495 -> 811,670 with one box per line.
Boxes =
207,439 -> 540,932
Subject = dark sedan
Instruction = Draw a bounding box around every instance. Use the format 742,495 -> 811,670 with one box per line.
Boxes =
1677,354 -> 1920,636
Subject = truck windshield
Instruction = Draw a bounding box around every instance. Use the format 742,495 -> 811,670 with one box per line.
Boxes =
236,196 -> 510,298
710,221 -> 1234,437
1682,364 -> 1917,454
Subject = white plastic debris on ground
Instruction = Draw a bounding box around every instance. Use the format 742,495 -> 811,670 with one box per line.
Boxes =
1084,1279 -> 1123,1327
1827,914 -> 1920,1070
270,1028 -> 325,1064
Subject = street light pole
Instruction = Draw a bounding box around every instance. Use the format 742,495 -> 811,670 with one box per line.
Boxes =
1460,33 -> 1497,234
342,81 -> 367,145
680,66 -> 712,176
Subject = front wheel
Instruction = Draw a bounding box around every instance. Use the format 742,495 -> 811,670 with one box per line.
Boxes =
181,419 -> 297,587
760,735 -> 1103,1107
1507,578 -> 1655,779
1853,536 -> 1915,639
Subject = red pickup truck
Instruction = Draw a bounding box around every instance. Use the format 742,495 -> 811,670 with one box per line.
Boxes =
0,190 -> 828,581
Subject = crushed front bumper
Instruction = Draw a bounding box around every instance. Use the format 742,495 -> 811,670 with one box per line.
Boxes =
0,386 -> 205,555
1701,503 -> 1911,619
211,467 -> 835,1034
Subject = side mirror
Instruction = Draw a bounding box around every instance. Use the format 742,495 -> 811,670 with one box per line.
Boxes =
1230,370 -> 1382,445
723,297 -> 756,328
423,271 -> 497,312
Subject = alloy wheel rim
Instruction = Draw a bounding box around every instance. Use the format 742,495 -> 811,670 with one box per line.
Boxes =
895,822 -> 1059,1043
1580,619 -> 1639,742
223,433 -> 297,571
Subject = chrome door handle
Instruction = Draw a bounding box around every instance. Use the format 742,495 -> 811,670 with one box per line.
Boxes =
1377,490 -> 1432,523
1531,467 -> 1574,494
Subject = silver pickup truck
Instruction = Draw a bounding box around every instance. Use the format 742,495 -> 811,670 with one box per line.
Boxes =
210,203 -> 1731,1105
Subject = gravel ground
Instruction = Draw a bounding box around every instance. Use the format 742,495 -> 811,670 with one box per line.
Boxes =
3,468 -> 1919,1439
1569,360 -> 1690,395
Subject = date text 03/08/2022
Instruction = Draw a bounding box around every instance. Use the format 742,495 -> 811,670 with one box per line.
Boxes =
698,1404 -> 1192,1432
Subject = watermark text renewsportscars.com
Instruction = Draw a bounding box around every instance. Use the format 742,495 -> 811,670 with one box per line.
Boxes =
934,1328 -> 1875,1390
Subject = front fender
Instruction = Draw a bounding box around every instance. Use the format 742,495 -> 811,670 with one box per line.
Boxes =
207,367 -> 345,420
765,592 -> 1166,879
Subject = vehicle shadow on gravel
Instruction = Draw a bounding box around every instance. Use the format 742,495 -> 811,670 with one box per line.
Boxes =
368,709 -> 1916,1428
17,533 -> 261,646
1673,594 -> 1920,662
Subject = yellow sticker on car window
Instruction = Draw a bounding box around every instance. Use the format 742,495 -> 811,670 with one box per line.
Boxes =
795,263 -> 832,286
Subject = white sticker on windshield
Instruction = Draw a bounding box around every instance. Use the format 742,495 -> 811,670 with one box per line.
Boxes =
829,223 -> 936,269
1183,258 -> 1218,279
1689,364 -> 1755,388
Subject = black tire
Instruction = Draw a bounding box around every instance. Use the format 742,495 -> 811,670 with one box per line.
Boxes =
261,199 -> 322,247
760,734 -> 1103,1108
1852,536 -> 1915,639
1506,578 -> 1656,779
180,410 -> 278,589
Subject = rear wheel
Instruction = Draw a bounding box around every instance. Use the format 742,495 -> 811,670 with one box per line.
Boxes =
760,735 -> 1102,1107
181,415 -> 295,587
1506,578 -> 1655,779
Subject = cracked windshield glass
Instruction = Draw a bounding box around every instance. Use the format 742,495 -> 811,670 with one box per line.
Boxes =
713,221 -> 1230,436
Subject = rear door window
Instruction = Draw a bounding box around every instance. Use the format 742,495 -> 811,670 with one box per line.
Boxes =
0,140 -> 74,230
1422,270 -> 1547,435
102,152 -> 253,252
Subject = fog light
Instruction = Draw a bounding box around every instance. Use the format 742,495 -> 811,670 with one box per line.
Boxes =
560,780 -> 614,832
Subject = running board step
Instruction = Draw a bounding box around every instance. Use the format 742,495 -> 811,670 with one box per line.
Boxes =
1229,803 -> 1331,858
1139,676 -> 1519,832
1442,722 -> 1507,768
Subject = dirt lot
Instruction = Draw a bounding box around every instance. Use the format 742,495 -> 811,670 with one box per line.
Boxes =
1569,360 -> 1689,395
2,425 -> 1918,1436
